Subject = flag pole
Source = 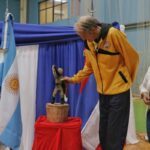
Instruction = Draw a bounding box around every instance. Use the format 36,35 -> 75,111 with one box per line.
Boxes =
88,0 -> 96,16
5,0 -> 9,15
0,0 -> 11,53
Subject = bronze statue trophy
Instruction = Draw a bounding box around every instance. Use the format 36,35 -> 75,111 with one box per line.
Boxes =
51,65 -> 67,104
46,65 -> 69,123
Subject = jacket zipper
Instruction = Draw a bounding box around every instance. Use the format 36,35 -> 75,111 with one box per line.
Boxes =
95,53 -> 104,94
93,42 -> 104,94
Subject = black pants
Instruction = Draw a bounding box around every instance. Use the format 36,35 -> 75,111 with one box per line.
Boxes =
99,90 -> 130,150
147,108 -> 150,142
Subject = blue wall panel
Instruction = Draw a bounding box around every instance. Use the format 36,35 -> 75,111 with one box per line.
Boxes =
0,0 -> 20,22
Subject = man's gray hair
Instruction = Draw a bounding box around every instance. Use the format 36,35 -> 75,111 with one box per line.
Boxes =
74,16 -> 101,32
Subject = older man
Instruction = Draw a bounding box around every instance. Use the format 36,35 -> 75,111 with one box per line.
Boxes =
62,16 -> 139,150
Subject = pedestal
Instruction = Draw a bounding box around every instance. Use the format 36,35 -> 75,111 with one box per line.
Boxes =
32,116 -> 82,150
46,103 -> 69,123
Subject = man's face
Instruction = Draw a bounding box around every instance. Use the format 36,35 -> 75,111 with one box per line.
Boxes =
77,29 -> 97,42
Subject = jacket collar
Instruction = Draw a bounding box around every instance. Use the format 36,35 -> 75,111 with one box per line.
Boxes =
94,23 -> 112,43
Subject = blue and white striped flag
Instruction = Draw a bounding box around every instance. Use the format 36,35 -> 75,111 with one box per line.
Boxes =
0,13 -> 22,150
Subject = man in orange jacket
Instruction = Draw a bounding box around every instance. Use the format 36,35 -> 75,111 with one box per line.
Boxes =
62,16 -> 139,150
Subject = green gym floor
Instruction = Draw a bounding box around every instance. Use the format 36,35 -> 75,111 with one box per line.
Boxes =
133,98 -> 147,133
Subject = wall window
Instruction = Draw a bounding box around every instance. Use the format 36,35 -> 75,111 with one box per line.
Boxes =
39,0 -> 68,24
70,0 -> 80,17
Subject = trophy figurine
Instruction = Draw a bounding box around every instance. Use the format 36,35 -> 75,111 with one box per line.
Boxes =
51,65 -> 67,104
46,65 -> 69,123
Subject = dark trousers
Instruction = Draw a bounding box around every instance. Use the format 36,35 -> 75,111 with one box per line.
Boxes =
99,90 -> 130,150
147,108 -> 150,142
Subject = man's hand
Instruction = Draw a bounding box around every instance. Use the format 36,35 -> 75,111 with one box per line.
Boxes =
141,92 -> 150,105
61,76 -> 73,83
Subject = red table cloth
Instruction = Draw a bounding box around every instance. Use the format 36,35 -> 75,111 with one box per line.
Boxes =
32,116 -> 82,150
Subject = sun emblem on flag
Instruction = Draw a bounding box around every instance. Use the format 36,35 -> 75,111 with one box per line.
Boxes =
5,74 -> 19,95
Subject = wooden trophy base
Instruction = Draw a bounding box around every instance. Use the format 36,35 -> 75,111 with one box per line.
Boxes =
46,103 -> 69,123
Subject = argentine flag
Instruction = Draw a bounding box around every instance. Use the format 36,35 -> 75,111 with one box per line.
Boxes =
0,13 -> 22,149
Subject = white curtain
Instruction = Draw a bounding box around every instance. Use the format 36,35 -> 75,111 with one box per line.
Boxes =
17,45 -> 38,150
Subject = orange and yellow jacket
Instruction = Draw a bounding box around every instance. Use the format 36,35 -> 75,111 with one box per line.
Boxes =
70,25 -> 139,95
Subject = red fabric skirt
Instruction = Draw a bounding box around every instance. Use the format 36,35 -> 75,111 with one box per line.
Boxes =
32,116 -> 82,150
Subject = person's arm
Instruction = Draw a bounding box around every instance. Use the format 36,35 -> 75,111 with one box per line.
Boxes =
140,67 -> 150,93
110,29 -> 139,82
140,67 -> 150,105
62,56 -> 93,83
141,92 -> 150,105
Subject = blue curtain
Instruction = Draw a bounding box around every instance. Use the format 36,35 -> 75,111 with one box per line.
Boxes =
36,40 -> 85,118
0,21 -> 81,45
